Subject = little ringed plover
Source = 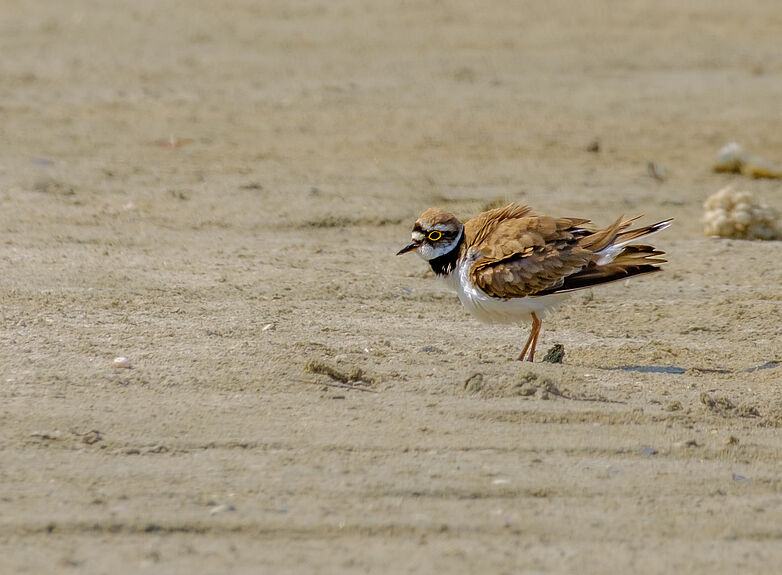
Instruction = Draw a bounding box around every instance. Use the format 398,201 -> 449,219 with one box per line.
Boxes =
397,203 -> 670,361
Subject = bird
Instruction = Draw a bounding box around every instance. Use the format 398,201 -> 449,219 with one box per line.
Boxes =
397,203 -> 671,361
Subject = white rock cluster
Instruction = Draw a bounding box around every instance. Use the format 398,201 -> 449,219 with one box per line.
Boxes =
702,187 -> 781,240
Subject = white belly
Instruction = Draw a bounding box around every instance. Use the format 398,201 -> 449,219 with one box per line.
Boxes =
442,258 -> 570,325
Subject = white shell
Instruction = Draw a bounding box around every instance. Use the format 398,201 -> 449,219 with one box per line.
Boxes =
715,142 -> 748,167
113,356 -> 132,369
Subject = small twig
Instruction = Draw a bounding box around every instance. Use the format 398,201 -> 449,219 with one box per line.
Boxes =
543,384 -> 625,404
298,378 -> 379,394
565,394 -> 626,404
304,359 -> 375,385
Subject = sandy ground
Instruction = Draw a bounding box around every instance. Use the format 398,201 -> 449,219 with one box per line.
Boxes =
1,1 -> 781,573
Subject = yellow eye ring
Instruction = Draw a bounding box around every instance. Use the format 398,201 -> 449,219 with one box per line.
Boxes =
427,230 -> 442,241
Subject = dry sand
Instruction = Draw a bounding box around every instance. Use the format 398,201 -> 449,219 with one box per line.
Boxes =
1,1 -> 781,573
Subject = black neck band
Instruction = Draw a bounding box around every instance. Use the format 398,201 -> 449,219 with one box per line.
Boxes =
428,232 -> 464,276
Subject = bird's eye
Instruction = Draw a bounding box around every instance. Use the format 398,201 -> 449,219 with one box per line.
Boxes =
427,230 -> 442,241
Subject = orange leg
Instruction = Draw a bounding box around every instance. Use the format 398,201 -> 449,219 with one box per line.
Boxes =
527,313 -> 541,362
517,312 -> 542,362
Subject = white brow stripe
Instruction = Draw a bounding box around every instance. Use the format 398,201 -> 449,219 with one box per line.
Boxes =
412,231 -> 425,241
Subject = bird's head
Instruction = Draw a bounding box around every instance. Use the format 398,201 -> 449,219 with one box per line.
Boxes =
396,208 -> 464,261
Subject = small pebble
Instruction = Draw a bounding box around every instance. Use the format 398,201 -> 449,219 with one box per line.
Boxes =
210,504 -> 236,515
81,430 -> 103,445
542,344 -> 565,364
113,356 -> 132,369
647,161 -> 667,182
585,138 -> 600,153
262,323 -> 276,332
464,373 -> 485,393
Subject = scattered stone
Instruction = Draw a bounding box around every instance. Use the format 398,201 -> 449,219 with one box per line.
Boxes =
261,323 -> 276,332
714,142 -> 746,173
113,356 -> 132,369
542,344 -> 565,364
585,138 -> 600,153
80,430 -> 103,445
464,373 -> 485,393
713,142 -> 782,179
664,401 -> 682,412
647,161 -> 667,182
640,447 -> 658,456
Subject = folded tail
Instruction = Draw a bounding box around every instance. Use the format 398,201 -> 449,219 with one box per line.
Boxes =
534,219 -> 671,296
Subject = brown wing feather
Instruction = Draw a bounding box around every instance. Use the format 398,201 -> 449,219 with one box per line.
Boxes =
577,215 -> 638,252
465,204 -> 536,246
464,204 -> 668,299
465,204 -> 593,298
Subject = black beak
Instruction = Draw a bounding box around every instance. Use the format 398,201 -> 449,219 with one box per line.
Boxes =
396,241 -> 421,255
